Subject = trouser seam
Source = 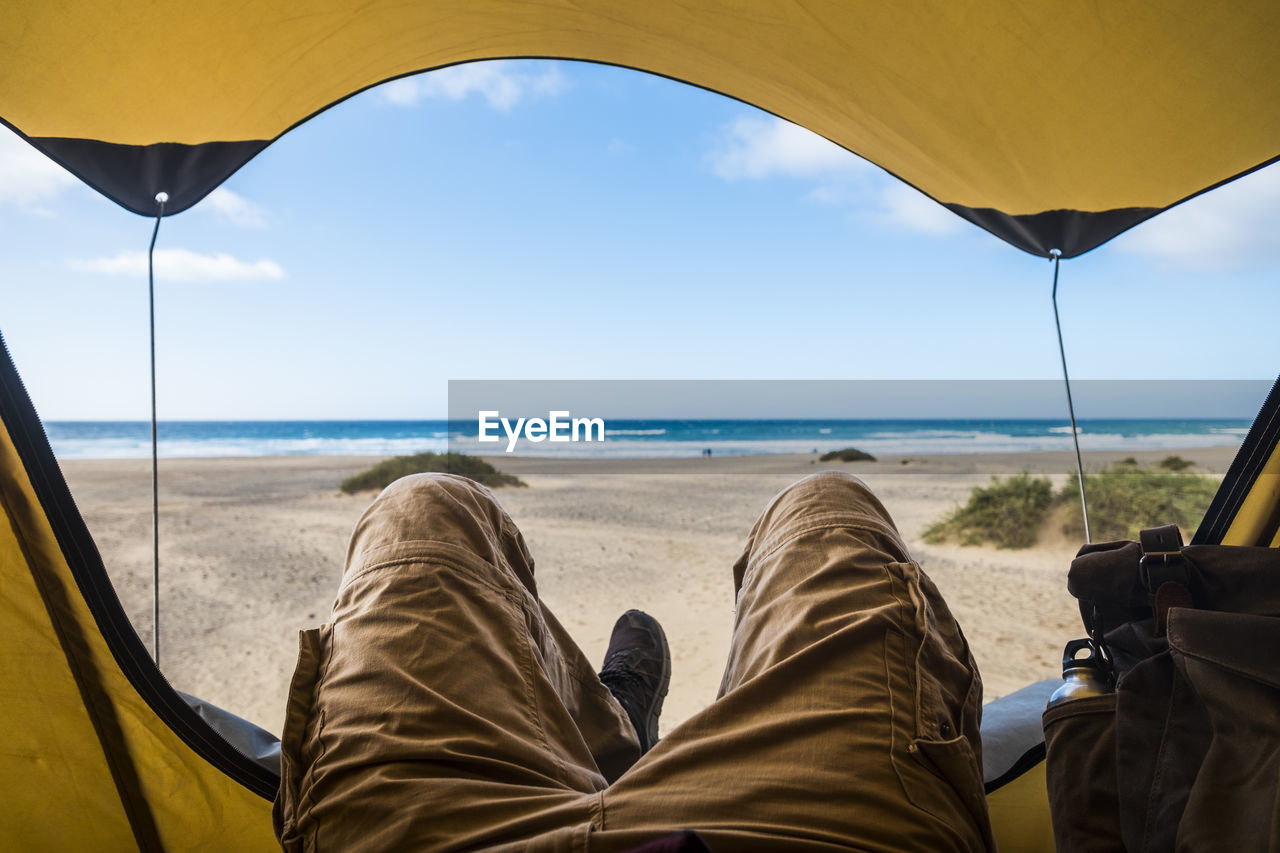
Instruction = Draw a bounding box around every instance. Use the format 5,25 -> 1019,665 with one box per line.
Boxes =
885,561 -> 943,822
302,633 -> 336,853
342,548 -> 515,598
510,592 -> 576,790
748,513 -> 905,575
885,560 -> 917,735
561,653 -> 603,690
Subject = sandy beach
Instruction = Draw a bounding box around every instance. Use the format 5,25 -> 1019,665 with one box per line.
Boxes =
59,446 -> 1239,737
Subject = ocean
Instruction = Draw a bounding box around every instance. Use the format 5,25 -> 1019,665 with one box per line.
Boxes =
43,419 -> 1252,460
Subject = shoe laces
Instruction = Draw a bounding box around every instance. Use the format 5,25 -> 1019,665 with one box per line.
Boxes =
600,651 -> 647,690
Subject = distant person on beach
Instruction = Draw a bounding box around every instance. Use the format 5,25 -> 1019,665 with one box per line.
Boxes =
274,471 -> 990,852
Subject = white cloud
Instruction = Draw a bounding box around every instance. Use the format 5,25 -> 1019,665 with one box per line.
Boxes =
380,61 -> 567,111
1116,163 -> 1280,271
708,116 -> 871,180
201,188 -> 269,227
70,249 -> 286,282
0,126 -> 77,209
877,183 -> 963,235
708,115 -> 964,238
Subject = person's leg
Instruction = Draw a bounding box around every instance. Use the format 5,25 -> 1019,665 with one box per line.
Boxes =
595,472 -> 993,852
274,473 -> 640,852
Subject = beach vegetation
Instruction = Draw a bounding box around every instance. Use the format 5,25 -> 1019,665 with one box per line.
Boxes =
1119,457 -> 1139,466
1060,467 -> 1217,541
819,447 -> 877,463
924,465 -> 1220,548
1158,455 -> 1194,472
340,452 -> 526,493
922,473 -> 1054,549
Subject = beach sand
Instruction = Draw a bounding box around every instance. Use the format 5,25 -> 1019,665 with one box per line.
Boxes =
59,446 -> 1238,737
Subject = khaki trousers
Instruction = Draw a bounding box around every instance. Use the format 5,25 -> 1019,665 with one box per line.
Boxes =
275,472 -> 993,852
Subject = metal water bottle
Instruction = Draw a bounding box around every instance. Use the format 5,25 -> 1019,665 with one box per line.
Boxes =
1047,638 -> 1114,709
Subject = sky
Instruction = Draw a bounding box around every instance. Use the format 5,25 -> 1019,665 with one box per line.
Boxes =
1,60 -> 1277,421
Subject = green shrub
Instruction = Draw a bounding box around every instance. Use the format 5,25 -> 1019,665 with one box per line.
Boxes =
922,473 -> 1054,549
819,447 -> 877,462
1158,455 -> 1193,472
340,452 -> 526,494
1061,467 -> 1217,541
1119,457 -> 1139,466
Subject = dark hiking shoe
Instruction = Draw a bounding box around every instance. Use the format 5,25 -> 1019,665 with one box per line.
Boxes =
599,609 -> 670,754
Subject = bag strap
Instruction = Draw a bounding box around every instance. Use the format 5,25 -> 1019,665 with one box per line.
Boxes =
1138,525 -> 1195,636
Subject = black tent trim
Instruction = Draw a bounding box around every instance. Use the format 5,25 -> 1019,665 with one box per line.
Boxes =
28,136 -> 271,218
1193,375 -> 1280,546
952,151 -> 1280,259
983,742 -> 1046,796
944,205 -> 1158,259
0,332 -> 281,800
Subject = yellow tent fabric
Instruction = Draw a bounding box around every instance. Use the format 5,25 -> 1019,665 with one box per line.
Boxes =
986,764 -> 1054,853
1220,442 -> 1280,548
3,3 -> 1280,849
3,0 -> 1280,255
0,349 -> 278,851
1204,383 -> 1280,548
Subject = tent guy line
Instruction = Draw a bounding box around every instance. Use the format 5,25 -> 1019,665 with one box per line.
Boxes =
1049,249 -> 1092,544
147,192 -> 167,666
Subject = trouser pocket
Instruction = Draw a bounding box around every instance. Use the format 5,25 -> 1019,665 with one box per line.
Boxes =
886,561 -> 993,850
274,626 -> 330,853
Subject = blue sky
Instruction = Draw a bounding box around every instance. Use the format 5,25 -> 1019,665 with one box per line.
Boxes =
2,60 -> 1277,420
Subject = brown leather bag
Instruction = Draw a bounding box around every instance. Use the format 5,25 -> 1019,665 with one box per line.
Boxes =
1043,526 -> 1280,852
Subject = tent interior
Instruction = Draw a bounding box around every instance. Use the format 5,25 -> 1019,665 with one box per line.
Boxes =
3,2 -> 1278,849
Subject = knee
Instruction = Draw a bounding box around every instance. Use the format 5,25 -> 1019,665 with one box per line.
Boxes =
781,470 -> 875,504
798,469 -> 866,489
375,471 -> 496,509
364,473 -> 509,543
761,470 -> 899,540
348,472 -> 523,573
